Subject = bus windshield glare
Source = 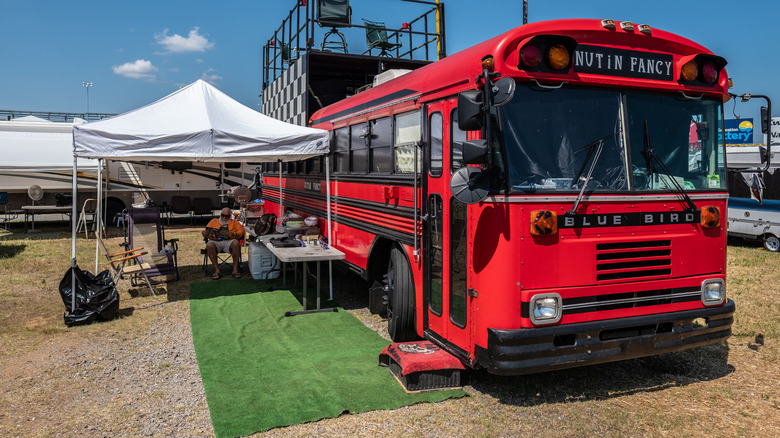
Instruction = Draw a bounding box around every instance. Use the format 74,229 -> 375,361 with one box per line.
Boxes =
499,86 -> 725,193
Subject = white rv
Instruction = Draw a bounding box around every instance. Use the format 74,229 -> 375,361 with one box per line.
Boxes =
0,116 -> 257,220
726,144 -> 780,251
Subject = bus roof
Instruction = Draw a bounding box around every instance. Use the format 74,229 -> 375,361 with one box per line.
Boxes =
311,18 -> 729,128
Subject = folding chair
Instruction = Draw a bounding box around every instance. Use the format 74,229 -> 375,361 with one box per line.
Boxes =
169,195 -> 192,224
201,231 -> 245,277
1,192 -> 17,232
125,207 -> 180,285
98,236 -> 155,294
75,198 -> 97,238
191,197 -> 214,223
363,19 -> 401,57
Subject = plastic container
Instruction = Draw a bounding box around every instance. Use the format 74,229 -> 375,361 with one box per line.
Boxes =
248,241 -> 280,280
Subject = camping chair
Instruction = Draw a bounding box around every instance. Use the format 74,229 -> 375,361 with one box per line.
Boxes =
98,236 -> 156,294
169,195 -> 192,224
125,207 -> 180,285
201,225 -> 245,277
318,0 -> 351,53
191,197 -> 214,223
363,19 -> 401,57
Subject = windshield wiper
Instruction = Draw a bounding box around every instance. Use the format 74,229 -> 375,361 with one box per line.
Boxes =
567,132 -> 616,215
641,120 -> 698,212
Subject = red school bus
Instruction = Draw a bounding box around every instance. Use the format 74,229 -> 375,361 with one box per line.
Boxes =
262,19 -> 734,375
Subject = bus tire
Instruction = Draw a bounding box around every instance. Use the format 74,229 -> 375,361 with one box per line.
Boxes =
764,234 -> 780,252
386,246 -> 416,342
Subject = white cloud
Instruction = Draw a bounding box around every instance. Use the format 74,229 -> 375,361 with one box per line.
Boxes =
155,27 -> 214,53
112,59 -> 159,80
200,68 -> 222,84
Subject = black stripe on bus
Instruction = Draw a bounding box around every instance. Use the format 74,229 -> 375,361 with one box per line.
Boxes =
263,194 -> 415,246
309,88 -> 420,125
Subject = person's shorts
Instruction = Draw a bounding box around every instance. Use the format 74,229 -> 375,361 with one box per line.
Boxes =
208,239 -> 234,253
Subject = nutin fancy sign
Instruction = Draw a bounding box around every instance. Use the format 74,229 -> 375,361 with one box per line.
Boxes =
721,118 -> 754,145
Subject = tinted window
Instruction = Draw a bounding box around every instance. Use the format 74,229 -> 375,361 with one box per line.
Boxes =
350,123 -> 368,173
370,117 -> 394,173
334,127 -> 349,173
451,108 -> 466,172
429,112 -> 443,177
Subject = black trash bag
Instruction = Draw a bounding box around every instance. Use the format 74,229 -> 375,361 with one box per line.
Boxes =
58,266 -> 120,327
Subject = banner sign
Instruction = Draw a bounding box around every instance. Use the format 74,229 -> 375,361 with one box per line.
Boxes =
764,117 -> 780,145
721,118 -> 753,145
573,45 -> 673,81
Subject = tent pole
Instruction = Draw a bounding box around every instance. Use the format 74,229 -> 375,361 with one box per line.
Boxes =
326,155 -> 333,301
95,159 -> 102,273
71,153 -> 78,313
278,160 -> 283,219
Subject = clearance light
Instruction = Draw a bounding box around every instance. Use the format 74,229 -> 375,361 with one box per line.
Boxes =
637,24 -> 652,35
519,44 -> 542,68
681,60 -> 698,82
700,205 -> 720,228
530,210 -> 558,235
619,21 -> 634,31
481,55 -> 495,71
701,279 -> 725,306
530,293 -> 562,325
600,19 -> 616,30
700,61 -> 719,84
546,44 -> 570,70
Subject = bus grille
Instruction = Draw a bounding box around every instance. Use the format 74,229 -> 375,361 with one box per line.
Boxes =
562,286 -> 701,315
596,240 -> 671,281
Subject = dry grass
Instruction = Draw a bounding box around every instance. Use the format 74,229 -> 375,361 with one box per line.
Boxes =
0,222 -> 778,437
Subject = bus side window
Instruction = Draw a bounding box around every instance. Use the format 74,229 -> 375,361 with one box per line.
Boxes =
334,127 -> 349,174
370,117 -> 393,173
429,112 -> 443,177
394,110 -> 421,173
350,123 -> 368,174
450,197 -> 468,328
451,108 -> 466,172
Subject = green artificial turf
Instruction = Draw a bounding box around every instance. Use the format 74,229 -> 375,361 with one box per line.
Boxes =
190,278 -> 465,438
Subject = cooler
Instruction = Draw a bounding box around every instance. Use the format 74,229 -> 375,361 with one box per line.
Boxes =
248,241 -> 280,280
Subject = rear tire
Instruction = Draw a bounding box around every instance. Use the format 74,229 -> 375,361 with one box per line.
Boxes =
386,246 -> 416,342
764,234 -> 780,252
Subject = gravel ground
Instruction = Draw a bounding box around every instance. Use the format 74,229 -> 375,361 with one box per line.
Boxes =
1,227 -> 778,437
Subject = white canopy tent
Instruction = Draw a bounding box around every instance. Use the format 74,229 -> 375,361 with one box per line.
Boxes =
70,79 -> 331,310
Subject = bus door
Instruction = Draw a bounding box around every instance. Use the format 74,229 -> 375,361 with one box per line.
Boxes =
424,100 -> 471,352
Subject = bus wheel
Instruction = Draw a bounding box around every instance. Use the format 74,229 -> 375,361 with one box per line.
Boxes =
764,235 -> 780,252
385,246 -> 416,342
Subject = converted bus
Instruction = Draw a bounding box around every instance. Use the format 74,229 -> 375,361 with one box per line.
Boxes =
262,19 -> 734,375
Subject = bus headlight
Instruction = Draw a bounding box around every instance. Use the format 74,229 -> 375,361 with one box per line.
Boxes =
530,293 -> 562,325
701,279 -> 725,306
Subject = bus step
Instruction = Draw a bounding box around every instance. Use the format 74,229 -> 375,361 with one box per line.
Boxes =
379,341 -> 467,392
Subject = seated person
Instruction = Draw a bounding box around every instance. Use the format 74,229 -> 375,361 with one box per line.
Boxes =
202,207 -> 245,279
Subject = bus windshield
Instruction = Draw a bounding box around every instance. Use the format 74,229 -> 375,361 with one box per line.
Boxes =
499,86 -> 725,193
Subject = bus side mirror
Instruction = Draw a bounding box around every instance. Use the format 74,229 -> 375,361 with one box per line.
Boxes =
458,90 -> 483,131
491,77 -> 516,107
462,139 -> 489,164
761,106 -> 769,134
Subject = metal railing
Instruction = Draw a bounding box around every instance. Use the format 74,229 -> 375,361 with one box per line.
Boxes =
262,0 -> 445,91
0,110 -> 116,123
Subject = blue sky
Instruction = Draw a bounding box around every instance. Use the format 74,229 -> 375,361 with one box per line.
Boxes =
1,0 -> 777,122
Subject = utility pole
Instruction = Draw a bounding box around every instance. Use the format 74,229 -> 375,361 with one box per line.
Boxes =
523,0 -> 528,25
82,82 -> 93,116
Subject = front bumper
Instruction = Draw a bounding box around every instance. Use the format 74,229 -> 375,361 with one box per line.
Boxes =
476,300 -> 734,375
